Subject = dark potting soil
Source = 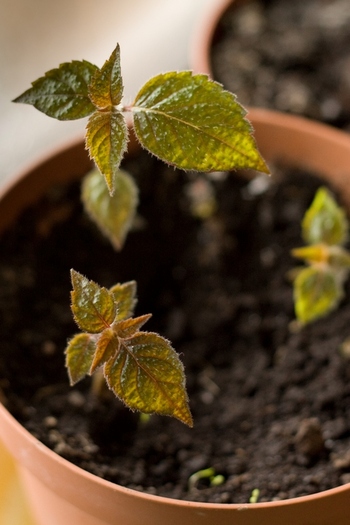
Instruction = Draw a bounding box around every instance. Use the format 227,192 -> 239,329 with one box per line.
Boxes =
1,151 -> 350,504
210,0 -> 350,130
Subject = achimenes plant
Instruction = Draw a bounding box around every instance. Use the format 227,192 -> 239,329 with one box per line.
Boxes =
14,44 -> 268,426
291,186 -> 350,325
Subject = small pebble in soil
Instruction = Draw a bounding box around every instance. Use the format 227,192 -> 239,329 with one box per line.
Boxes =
294,418 -> 325,458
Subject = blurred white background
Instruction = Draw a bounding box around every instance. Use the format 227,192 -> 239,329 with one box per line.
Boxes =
0,0 -> 215,186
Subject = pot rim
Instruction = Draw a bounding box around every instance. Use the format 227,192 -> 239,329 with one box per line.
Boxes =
190,0 -> 235,77
1,108 -> 350,514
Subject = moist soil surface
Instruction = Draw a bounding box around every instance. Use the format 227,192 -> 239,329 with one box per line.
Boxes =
1,151 -> 350,504
210,0 -> 350,130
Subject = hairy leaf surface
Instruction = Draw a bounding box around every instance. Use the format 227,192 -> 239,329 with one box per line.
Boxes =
90,327 -> 118,374
132,72 -> 268,174
104,332 -> 193,426
13,60 -> 98,119
70,269 -> 117,333
109,281 -> 137,320
85,110 -> 128,194
65,333 -> 97,384
89,44 -> 123,109
82,167 -> 138,250
114,314 -> 152,338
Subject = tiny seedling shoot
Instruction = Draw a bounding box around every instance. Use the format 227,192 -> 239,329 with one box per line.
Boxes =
13,44 -> 269,426
291,186 -> 350,325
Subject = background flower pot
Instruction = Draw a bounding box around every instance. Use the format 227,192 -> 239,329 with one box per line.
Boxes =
1,110 -> 350,524
191,0 -> 350,129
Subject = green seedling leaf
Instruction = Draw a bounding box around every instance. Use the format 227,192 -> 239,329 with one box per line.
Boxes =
132,71 -> 269,174
249,489 -> 260,504
85,110 -> 128,194
13,60 -> 98,120
89,44 -> 123,109
70,269 -> 117,333
104,332 -> 193,427
109,281 -> 137,320
65,332 -> 97,385
302,186 -> 348,246
293,266 -> 342,324
82,167 -> 138,250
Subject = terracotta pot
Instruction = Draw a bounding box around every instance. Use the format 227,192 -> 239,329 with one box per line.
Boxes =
1,111 -> 350,524
191,0 -> 350,129
190,0 -> 237,78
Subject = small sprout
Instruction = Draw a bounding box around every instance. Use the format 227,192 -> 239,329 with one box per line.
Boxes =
211,474 -> 225,487
65,270 -> 193,427
188,467 -> 225,490
249,488 -> 260,503
291,187 -> 350,324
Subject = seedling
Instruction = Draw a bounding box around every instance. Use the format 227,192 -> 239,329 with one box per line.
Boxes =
291,186 -> 350,324
188,467 -> 225,490
249,488 -> 260,503
14,44 -> 268,425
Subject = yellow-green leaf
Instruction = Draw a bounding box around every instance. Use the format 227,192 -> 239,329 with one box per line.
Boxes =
293,266 -> 342,324
104,332 -> 193,426
85,110 -> 128,194
81,167 -> 138,250
13,60 -> 98,120
90,327 -> 119,374
302,186 -> 348,246
291,244 -> 330,264
109,281 -> 137,320
89,44 -> 123,109
132,72 -> 268,174
65,332 -> 97,385
70,269 -> 117,333
114,314 -> 152,338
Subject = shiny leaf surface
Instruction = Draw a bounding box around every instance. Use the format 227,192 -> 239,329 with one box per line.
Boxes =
302,186 -> 348,246
70,269 -> 117,333
65,332 -> 97,385
85,109 -> 128,194
81,167 -> 138,250
89,44 -> 123,109
13,60 -> 98,120
132,72 -> 268,174
104,332 -> 193,426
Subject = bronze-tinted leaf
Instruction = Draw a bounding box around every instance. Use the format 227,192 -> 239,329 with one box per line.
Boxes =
65,332 -> 97,385
104,332 -> 193,426
85,110 -> 128,194
109,281 -> 137,320
89,44 -> 123,109
70,269 -> 117,333
90,327 -> 119,374
114,314 -> 152,338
